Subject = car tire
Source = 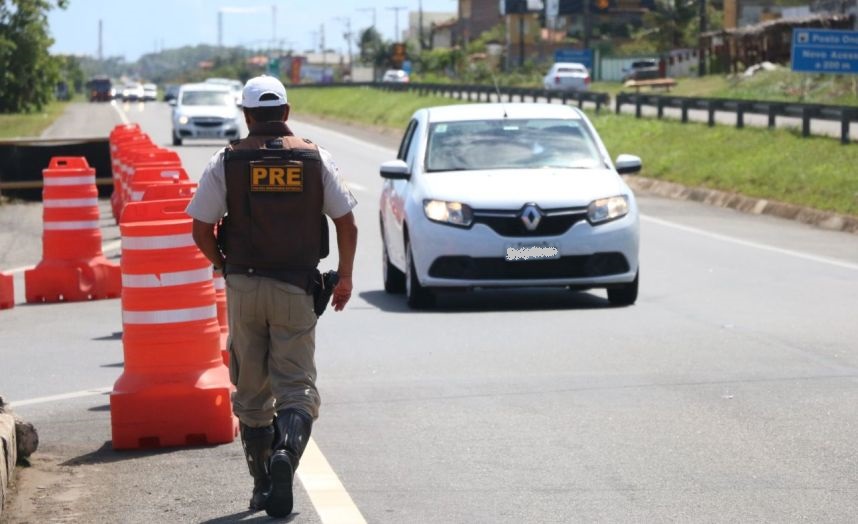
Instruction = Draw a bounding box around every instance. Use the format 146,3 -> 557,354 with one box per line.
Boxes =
172,133 -> 182,146
607,270 -> 638,307
405,239 -> 434,309
381,225 -> 405,294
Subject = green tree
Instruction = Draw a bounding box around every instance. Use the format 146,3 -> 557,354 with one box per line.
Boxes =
0,0 -> 69,113
357,26 -> 386,66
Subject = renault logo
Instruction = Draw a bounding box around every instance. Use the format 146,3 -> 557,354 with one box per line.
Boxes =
520,204 -> 543,231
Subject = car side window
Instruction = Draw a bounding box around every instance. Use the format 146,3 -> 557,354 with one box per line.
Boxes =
397,119 -> 418,161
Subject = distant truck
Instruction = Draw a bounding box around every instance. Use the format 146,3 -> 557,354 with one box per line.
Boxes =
86,77 -> 113,102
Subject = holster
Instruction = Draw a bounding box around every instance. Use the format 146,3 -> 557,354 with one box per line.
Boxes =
312,270 -> 339,317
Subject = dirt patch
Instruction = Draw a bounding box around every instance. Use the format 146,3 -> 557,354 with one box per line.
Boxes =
3,451 -> 94,523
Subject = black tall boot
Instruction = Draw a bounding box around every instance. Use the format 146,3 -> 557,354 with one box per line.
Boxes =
239,423 -> 275,511
265,409 -> 313,518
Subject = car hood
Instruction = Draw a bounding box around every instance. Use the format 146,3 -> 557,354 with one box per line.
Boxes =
417,168 -> 628,208
175,105 -> 239,119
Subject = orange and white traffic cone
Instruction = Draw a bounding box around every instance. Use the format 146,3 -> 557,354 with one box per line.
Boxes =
24,157 -> 121,303
110,198 -> 237,450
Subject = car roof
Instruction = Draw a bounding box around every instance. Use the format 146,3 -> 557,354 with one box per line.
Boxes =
180,83 -> 232,92
424,103 -> 584,123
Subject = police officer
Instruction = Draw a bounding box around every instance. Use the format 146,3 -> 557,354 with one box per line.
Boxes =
186,75 -> 357,518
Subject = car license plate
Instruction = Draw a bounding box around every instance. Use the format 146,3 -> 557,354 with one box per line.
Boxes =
197,130 -> 219,138
505,242 -> 559,262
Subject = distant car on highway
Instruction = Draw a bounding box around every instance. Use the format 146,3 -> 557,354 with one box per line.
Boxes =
542,62 -> 590,92
621,59 -> 661,82
379,103 -> 641,308
142,83 -> 158,101
205,77 -> 243,105
121,82 -> 145,102
86,77 -> 112,102
381,69 -> 410,83
163,84 -> 180,102
170,83 -> 241,146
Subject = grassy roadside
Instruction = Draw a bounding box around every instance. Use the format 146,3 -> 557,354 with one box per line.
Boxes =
0,97 -> 77,140
289,87 -> 858,217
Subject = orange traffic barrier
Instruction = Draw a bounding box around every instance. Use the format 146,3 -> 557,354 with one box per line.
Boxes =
109,127 -> 151,221
126,166 -> 189,207
24,157 -> 121,303
117,149 -> 182,221
0,272 -> 13,309
213,268 -> 229,365
142,181 -> 197,202
111,198 -> 236,450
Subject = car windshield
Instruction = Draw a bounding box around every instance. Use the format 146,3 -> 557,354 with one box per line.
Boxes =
425,119 -> 603,172
180,90 -> 233,106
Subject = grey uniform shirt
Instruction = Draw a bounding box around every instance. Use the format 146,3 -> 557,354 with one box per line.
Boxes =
186,145 -> 357,224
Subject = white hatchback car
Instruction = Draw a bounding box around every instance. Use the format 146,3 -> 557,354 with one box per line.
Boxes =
543,62 -> 591,92
170,83 -> 241,146
379,103 -> 641,309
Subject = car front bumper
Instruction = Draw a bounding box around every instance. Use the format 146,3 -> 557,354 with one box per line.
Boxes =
409,211 -> 639,289
173,120 -> 240,140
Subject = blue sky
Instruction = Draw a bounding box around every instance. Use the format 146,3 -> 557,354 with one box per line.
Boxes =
48,0 -> 458,61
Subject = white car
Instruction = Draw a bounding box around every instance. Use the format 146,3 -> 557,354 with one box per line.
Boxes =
170,83 -> 241,146
121,82 -> 145,101
381,69 -> 410,83
379,103 -> 641,309
542,62 -> 591,92
142,83 -> 158,101
205,77 -> 243,105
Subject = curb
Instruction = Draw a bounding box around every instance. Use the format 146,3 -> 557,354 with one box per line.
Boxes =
625,176 -> 858,235
0,404 -> 17,518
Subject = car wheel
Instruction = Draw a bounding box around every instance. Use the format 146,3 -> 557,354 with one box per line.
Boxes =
172,133 -> 182,146
607,270 -> 638,307
381,224 -> 405,294
405,238 -> 434,309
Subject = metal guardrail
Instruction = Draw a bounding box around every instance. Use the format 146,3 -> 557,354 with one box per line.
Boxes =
290,82 -> 612,113
615,92 -> 858,145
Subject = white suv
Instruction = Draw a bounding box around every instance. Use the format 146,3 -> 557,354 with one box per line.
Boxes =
170,83 -> 241,146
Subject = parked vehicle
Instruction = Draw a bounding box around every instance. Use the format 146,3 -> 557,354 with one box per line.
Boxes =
381,69 -> 410,83
542,62 -> 591,92
621,59 -> 661,82
170,83 -> 241,146
163,84 -> 180,102
378,103 -> 641,309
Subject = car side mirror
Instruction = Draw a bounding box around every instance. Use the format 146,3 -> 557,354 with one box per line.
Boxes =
615,154 -> 642,175
380,159 -> 411,180
168,99 -> 177,107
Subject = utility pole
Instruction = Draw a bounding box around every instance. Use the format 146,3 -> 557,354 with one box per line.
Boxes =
419,0 -> 425,50
387,6 -> 407,41
335,17 -> 354,74
217,11 -> 223,47
98,19 -> 103,60
583,0 -> 591,50
698,0 -> 707,77
272,5 -> 277,50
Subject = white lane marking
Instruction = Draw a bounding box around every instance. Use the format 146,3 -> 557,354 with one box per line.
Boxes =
111,100 -> 130,125
5,239 -> 122,275
8,387 -> 112,408
293,119 -> 394,157
641,214 -> 858,271
298,438 -> 367,524
347,182 -> 367,193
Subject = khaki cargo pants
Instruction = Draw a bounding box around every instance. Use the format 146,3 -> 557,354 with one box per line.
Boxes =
226,274 -> 320,428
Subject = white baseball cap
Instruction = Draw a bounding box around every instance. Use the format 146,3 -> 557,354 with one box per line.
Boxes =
241,75 -> 288,108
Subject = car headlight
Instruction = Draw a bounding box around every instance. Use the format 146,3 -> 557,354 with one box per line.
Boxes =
587,195 -> 629,225
423,200 -> 473,228
178,115 -> 189,125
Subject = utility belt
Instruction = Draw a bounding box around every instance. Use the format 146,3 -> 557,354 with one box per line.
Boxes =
223,264 -> 339,317
223,264 -> 316,294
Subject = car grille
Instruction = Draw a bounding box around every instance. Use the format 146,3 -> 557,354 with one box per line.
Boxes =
472,206 -> 588,237
191,117 -> 225,127
428,253 -> 630,280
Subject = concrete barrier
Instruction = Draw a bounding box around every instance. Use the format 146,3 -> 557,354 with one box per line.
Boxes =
0,397 -> 18,519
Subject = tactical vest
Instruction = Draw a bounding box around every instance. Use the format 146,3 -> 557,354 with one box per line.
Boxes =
220,121 -> 324,291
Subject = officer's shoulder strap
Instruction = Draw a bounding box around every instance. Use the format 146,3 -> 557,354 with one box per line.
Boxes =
283,135 -> 318,151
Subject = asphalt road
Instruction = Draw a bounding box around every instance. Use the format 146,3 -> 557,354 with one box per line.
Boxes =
1,100 -> 858,523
